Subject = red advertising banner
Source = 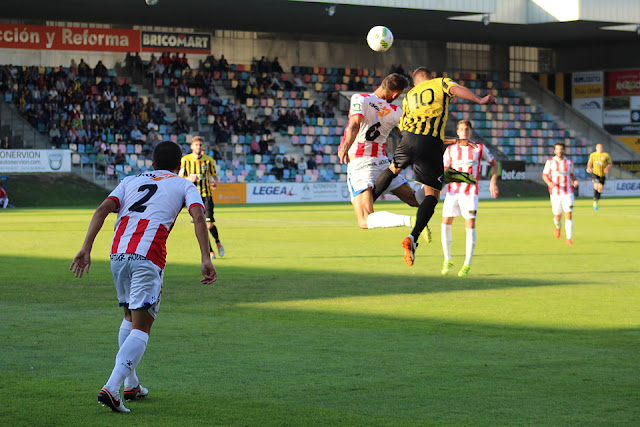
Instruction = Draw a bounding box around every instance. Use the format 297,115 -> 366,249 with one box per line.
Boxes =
0,24 -> 140,53
607,70 -> 640,96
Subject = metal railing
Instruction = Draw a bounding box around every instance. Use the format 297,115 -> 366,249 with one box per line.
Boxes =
0,99 -> 52,149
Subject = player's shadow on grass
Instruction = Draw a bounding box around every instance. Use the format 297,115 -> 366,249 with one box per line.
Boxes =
0,255 -> 581,307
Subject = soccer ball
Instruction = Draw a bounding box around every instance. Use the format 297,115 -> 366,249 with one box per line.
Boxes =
145,0 -> 159,5
366,26 -> 394,52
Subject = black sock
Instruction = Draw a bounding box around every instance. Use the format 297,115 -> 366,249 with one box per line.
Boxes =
209,225 -> 220,243
372,169 -> 397,201
594,189 -> 598,201
208,241 -> 214,253
595,191 -> 601,201
411,195 -> 438,241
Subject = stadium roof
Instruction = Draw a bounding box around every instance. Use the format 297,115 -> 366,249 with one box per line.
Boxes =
3,0 -> 640,47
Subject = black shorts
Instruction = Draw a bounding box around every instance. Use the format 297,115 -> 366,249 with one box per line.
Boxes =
591,174 -> 606,185
393,131 -> 444,191
203,195 -> 215,222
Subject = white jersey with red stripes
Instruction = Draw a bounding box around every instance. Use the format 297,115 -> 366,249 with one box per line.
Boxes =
107,170 -> 204,269
443,142 -> 495,196
346,92 -> 403,160
543,156 -> 574,195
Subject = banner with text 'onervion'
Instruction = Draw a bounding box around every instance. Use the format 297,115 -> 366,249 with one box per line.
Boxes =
141,31 -> 211,54
0,149 -> 71,173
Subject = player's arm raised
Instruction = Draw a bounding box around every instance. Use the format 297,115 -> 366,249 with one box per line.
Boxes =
338,114 -> 363,164
70,198 -> 118,278
450,85 -> 496,105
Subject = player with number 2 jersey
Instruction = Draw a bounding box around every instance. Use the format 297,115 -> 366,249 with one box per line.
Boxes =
70,141 -> 216,413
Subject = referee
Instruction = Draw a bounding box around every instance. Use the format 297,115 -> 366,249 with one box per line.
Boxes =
586,143 -> 612,210
179,136 -> 225,259
372,67 -> 496,266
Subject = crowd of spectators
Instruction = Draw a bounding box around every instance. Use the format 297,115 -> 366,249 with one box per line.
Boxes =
0,61 -> 187,154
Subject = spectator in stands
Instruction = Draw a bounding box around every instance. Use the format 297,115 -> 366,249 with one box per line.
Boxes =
307,155 -> 317,170
1,136 -> 11,149
312,137 -> 324,155
173,116 -> 189,134
130,124 -> 143,142
270,74 -> 283,91
49,124 -> 61,147
94,61 -> 108,78
0,185 -> 8,208
95,148 -> 108,175
180,54 -> 190,70
113,149 -> 126,165
218,55 -> 229,71
152,106 -> 167,124
249,137 -> 261,155
257,56 -> 269,74
210,145 -> 223,161
77,59 -> 91,77
76,124 -> 88,142
292,74 -> 306,91
272,57 -> 283,74
273,155 -> 285,180
298,157 -> 307,172
147,58 -> 159,80
201,55 -> 216,72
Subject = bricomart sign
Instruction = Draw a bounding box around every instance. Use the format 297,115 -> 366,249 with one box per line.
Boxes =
141,31 -> 211,54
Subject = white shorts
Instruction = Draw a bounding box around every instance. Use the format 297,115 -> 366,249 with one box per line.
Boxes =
550,193 -> 574,215
111,253 -> 164,319
347,157 -> 407,200
442,192 -> 479,219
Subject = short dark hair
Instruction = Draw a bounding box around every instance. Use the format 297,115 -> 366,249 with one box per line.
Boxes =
412,67 -> 431,80
554,142 -> 565,148
381,73 -> 409,92
457,120 -> 473,129
153,141 -> 182,171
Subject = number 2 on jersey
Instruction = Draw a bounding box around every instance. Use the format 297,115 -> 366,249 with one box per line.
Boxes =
130,184 -> 158,213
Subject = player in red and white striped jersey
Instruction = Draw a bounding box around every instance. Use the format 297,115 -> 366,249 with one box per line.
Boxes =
70,141 -> 217,413
542,142 -> 579,245
338,73 -> 421,230
441,120 -> 499,277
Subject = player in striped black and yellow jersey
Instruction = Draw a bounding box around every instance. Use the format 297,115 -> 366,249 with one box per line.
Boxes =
399,76 -> 458,138
179,136 -> 225,259
586,143 -> 612,210
372,67 -> 496,267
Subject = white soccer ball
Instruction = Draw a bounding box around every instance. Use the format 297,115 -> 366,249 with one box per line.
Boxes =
366,26 -> 394,52
145,0 -> 159,5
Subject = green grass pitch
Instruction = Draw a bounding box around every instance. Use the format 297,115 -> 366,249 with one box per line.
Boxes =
1,197 -> 639,425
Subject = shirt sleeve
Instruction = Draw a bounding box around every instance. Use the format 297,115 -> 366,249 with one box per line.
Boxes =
543,160 -> 551,176
481,145 -> 495,164
185,181 -> 205,211
209,158 -> 217,177
443,147 -> 452,168
442,78 -> 459,96
349,94 -> 365,117
178,157 -> 187,177
107,180 -> 126,210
